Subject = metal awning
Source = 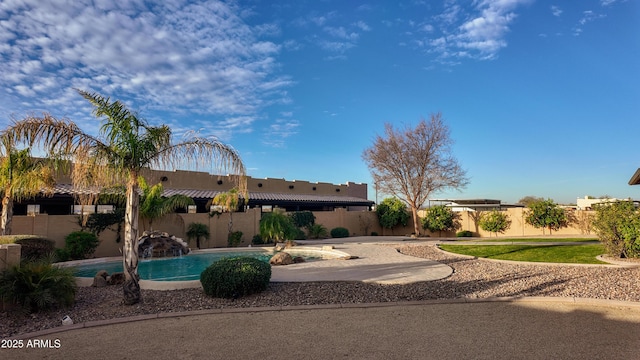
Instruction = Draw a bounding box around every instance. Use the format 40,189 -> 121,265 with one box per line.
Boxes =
629,168 -> 640,185
49,184 -> 374,207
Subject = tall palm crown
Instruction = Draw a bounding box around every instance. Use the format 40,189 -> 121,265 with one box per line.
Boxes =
6,89 -> 246,304
138,176 -> 194,231
0,136 -> 56,235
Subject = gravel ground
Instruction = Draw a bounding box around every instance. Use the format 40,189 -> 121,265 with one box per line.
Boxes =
2,244 -> 639,338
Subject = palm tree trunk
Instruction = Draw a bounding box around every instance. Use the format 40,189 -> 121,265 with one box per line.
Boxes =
1,195 -> 13,236
123,176 -> 141,305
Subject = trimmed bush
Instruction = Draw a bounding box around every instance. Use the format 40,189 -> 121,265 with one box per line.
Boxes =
330,227 -> 349,238
64,231 -> 99,260
55,248 -> 71,262
14,237 -> 55,261
456,230 -> 474,237
227,231 -> 243,247
0,256 -> 77,312
200,257 -> 271,298
252,234 -> 265,245
292,227 -> 307,240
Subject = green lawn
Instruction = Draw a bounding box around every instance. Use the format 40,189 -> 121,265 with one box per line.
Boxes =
469,238 -> 599,243
438,244 -> 607,264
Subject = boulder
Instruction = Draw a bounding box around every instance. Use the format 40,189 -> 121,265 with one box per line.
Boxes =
293,256 -> 305,264
270,252 -> 294,265
107,272 -> 125,285
92,275 -> 108,287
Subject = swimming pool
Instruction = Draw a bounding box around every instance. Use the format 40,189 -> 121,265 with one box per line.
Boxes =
69,248 -> 339,281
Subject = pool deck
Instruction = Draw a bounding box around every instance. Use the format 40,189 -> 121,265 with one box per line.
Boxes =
74,237 -> 453,290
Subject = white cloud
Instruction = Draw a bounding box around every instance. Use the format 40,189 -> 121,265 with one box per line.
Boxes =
420,0 -> 532,62
601,0 -> 617,6
292,11 -> 370,59
551,5 -> 563,17
262,118 -> 300,148
353,21 -> 371,32
573,10 -> 607,36
0,0 -> 292,138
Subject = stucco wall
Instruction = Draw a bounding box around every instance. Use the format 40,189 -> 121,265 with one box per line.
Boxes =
10,208 -> 596,258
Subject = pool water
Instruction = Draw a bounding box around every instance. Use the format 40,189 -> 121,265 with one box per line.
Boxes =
71,249 -> 322,281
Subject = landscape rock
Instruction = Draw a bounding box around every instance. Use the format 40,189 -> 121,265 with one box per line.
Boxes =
270,252 -> 294,265
107,272 -> 125,285
92,275 -> 107,287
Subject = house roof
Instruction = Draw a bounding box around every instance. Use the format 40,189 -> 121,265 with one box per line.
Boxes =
50,184 -> 374,207
629,168 -> 640,186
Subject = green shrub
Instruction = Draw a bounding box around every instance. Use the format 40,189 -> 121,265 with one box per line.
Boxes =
289,211 -> 315,229
54,248 -> 71,262
330,227 -> 349,238
227,231 -> 243,247
371,232 -> 379,236
14,238 -> 55,261
308,224 -> 328,239
292,227 -> 307,240
0,256 -> 77,312
186,222 -> 210,249
592,201 -> 640,258
421,205 -> 461,235
456,230 -> 474,237
252,234 -> 266,245
260,212 -> 296,243
200,257 -> 271,298
64,231 -> 99,260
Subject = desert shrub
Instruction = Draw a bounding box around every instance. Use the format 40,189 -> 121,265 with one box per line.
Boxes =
376,197 -> 410,230
252,234 -> 266,245
289,211 -> 315,229
0,256 -> 77,312
200,257 -> 271,298
227,231 -> 243,247
456,230 -> 473,237
14,238 -> 55,261
64,231 -> 99,260
330,227 -> 349,238
54,248 -> 71,262
592,201 -> 640,258
308,224 -> 328,239
421,205 -> 461,236
292,228 -> 307,240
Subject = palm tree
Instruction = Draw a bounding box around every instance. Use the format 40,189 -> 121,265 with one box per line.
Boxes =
186,222 -> 210,249
6,89 -> 246,305
211,188 -> 240,235
138,176 -> 193,231
0,135 -> 56,235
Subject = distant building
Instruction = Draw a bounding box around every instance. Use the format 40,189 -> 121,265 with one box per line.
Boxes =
425,199 -> 523,212
9,169 -> 374,216
576,196 -> 638,210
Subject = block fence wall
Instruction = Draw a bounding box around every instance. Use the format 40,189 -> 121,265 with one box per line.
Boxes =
0,244 -> 21,272
10,208 -> 596,258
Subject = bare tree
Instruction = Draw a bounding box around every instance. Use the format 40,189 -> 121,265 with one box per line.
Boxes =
362,113 -> 468,236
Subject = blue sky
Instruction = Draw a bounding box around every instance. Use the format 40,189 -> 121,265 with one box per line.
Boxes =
0,0 -> 638,205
